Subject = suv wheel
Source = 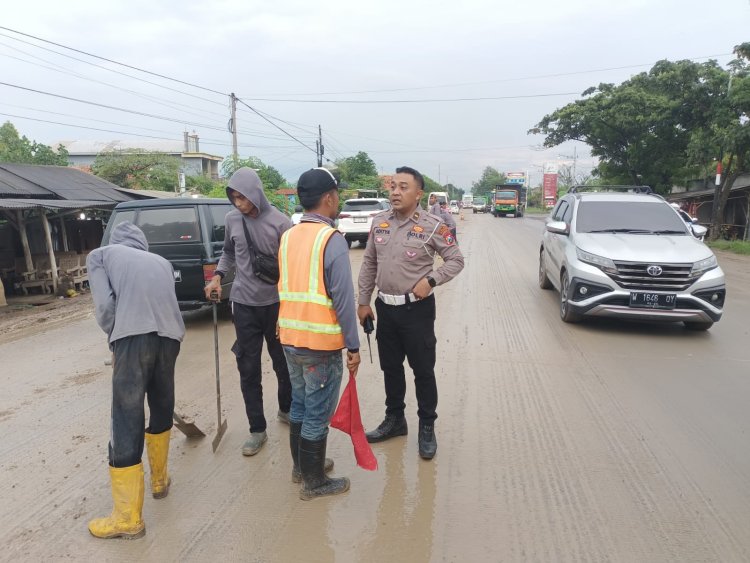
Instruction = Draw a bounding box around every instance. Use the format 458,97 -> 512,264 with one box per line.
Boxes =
684,321 -> 713,331
559,272 -> 582,323
539,250 -> 552,289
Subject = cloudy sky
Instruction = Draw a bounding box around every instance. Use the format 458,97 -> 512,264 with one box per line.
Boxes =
2,0 -> 748,189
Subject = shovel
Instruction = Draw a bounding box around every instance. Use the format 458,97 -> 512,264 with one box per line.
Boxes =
210,295 -> 228,452
172,412 -> 205,438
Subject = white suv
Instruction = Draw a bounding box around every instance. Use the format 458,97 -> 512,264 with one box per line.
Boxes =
538,187 -> 724,330
337,198 -> 390,247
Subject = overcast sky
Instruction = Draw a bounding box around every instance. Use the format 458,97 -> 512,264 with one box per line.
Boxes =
2,0 -> 749,189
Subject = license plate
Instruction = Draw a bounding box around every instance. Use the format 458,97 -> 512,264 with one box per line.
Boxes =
353,217 -> 367,223
629,292 -> 676,310
173,270 -> 182,282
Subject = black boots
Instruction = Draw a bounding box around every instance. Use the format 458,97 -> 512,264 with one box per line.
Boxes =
418,422 -> 437,460
299,437 -> 349,500
290,422 -> 334,483
365,415 -> 408,443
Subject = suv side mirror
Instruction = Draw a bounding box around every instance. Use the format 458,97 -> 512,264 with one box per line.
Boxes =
546,221 -> 569,235
691,224 -> 707,239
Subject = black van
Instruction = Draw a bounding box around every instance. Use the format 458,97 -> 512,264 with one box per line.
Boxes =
101,198 -> 235,310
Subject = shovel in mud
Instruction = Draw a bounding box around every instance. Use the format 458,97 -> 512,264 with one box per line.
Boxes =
172,412 -> 205,438
210,295 -> 228,452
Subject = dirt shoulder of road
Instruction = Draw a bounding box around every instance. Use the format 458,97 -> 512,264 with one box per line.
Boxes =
0,292 -> 94,346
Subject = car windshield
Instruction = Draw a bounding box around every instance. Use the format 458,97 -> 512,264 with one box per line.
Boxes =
576,201 -> 689,235
496,191 -> 516,199
343,201 -> 383,212
473,198 -> 486,205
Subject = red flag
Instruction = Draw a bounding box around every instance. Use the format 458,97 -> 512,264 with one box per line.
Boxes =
331,371 -> 378,471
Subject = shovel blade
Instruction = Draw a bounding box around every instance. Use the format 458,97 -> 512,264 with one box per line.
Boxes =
212,419 -> 228,453
173,413 -> 205,438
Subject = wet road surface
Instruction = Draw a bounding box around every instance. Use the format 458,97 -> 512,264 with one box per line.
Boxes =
1,213 -> 749,562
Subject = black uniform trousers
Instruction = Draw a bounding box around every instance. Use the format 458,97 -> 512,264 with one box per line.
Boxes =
231,301 -> 292,433
110,332 -> 180,468
375,294 -> 438,423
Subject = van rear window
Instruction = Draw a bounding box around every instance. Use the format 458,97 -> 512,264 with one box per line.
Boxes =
136,207 -> 201,243
208,205 -> 233,242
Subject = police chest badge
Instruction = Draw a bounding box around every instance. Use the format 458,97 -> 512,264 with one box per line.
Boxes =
404,250 -> 418,260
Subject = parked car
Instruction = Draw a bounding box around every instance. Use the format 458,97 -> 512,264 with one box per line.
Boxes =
101,198 -> 235,310
337,198 -> 391,247
538,187 -> 723,330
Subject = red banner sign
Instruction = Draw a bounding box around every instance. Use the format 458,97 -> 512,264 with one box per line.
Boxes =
543,173 -> 558,208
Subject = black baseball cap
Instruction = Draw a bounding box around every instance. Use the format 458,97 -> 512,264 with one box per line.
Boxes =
296,167 -> 339,199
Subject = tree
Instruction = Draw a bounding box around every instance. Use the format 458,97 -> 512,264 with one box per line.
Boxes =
470,167 -> 507,198
334,151 -> 377,185
530,59 -> 731,194
91,150 -> 181,191
0,122 -> 69,165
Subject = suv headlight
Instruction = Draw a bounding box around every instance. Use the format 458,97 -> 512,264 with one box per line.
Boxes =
576,248 -> 617,274
691,255 -> 718,276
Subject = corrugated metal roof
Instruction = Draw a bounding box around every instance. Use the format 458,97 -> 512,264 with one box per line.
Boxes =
0,199 -> 119,210
0,164 -> 130,202
0,168 -> 53,196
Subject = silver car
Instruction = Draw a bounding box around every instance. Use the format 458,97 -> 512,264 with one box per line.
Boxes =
538,188 -> 725,330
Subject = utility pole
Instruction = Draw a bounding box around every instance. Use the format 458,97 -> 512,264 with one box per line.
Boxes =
316,125 -> 324,167
229,93 -> 238,160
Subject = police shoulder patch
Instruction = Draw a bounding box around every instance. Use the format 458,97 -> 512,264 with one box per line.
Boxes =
437,224 -> 451,236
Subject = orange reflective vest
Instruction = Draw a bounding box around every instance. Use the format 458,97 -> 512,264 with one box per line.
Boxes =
278,221 -> 344,350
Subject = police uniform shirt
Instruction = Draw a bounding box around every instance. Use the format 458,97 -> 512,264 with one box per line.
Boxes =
358,207 -> 465,305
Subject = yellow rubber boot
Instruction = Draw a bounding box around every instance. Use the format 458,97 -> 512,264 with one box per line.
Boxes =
145,429 -> 171,499
88,463 -> 145,539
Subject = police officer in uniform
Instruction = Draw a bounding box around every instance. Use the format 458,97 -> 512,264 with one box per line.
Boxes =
358,166 -> 464,460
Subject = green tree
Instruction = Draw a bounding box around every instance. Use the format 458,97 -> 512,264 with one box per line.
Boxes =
334,151 -> 377,184
530,59 -> 733,194
91,150 -> 181,190
0,122 -> 69,165
470,167 -> 507,198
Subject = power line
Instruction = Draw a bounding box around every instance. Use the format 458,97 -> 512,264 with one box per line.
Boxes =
0,81 -> 228,132
0,43 -> 229,121
0,26 -> 228,97
235,97 -> 317,156
236,91 -> 581,104
0,112 -> 300,151
243,53 -> 733,97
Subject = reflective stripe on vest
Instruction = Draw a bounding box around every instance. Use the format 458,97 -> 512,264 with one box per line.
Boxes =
278,222 -> 344,350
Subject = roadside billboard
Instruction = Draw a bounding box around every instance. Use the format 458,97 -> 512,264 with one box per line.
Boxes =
505,172 -> 526,185
543,173 -> 558,208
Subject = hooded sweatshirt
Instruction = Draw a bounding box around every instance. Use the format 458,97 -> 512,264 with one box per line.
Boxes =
87,221 -> 185,345
216,168 -> 292,306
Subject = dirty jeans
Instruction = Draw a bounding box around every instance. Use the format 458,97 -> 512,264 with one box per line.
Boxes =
110,333 -> 180,468
283,347 -> 343,441
231,302 -> 292,433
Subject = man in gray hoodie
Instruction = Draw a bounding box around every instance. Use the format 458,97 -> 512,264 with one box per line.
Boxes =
86,221 -> 185,539
204,167 -> 293,456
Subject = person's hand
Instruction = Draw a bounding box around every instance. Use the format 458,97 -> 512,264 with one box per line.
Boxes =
412,277 -> 432,300
204,276 -> 222,301
347,350 -> 361,375
357,305 -> 374,326
275,321 -> 280,339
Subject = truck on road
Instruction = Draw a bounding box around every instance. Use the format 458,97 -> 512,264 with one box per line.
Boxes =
492,186 -> 526,217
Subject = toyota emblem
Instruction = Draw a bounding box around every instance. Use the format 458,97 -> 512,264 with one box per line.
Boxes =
647,265 -> 663,276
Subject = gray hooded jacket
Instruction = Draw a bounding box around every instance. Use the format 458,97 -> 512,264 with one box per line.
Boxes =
87,222 -> 185,345
216,168 -> 292,306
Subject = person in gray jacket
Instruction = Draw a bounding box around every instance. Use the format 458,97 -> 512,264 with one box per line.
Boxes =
86,221 -> 185,539
204,167 -> 293,457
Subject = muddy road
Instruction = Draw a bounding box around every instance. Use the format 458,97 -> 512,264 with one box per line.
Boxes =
2,213 -> 749,562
